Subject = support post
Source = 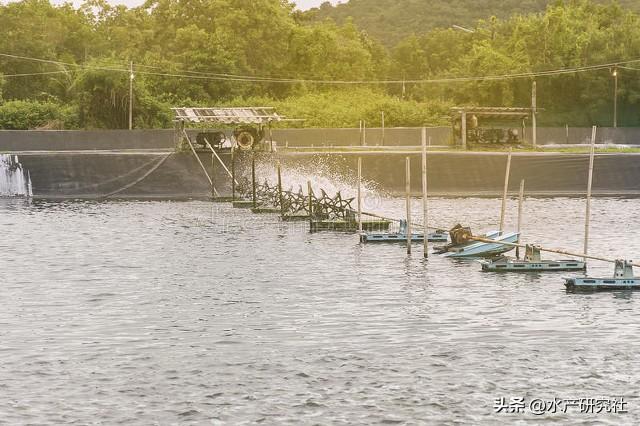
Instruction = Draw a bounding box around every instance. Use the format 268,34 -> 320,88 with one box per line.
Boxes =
357,157 -> 363,236
499,147 -> 512,234
231,147 -> 236,201
421,128 -> 429,258
566,124 -> 569,144
251,153 -> 257,208
381,111 -> 385,146
128,61 -> 134,130
277,160 -> 284,217
461,110 -> 467,149
363,120 -> 366,146
211,152 -> 215,198
584,126 -> 597,260
307,181 -> 313,229
516,179 -> 525,259
406,156 -> 412,255
532,80 -> 537,147
359,120 -> 363,146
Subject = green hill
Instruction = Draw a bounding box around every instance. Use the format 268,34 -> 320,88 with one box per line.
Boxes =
308,0 -> 640,46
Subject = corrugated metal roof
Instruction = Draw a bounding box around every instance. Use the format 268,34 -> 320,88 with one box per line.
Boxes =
172,107 -> 283,124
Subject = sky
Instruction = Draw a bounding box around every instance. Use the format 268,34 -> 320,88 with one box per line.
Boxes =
1,0 -> 340,10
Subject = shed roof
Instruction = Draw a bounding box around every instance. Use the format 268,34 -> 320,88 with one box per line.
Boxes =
173,107 -> 283,124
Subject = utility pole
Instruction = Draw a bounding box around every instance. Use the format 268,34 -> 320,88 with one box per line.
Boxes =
129,61 -> 134,130
613,67 -> 618,128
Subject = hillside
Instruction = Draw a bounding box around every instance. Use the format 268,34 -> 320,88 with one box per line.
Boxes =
308,0 -> 640,46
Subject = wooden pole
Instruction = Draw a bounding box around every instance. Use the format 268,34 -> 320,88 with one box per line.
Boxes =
499,147 -> 512,233
421,128 -> 428,258
357,157 -> 363,235
516,179 -> 525,259
277,160 -> 284,217
406,156 -> 412,255
182,129 -> 213,188
251,153 -> 257,208
584,126 -> 597,260
231,147 -> 236,201
531,80 -> 537,147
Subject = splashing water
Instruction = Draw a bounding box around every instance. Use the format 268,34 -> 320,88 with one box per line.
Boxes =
254,156 -> 388,213
0,154 -> 32,197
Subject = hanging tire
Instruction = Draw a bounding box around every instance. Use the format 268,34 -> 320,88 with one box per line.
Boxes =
236,131 -> 254,151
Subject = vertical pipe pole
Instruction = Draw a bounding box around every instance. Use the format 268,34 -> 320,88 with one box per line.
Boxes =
516,179 -> 525,259
357,157 -> 363,236
461,110 -> 467,149
277,160 -> 284,217
307,181 -> 313,230
231,147 -> 236,201
499,147 -> 512,234
421,128 -> 429,258
128,61 -> 134,130
566,124 -> 569,145
532,80 -> 537,147
406,156 -> 412,255
359,120 -> 363,146
363,120 -> 367,146
211,152 -> 215,199
251,153 -> 256,208
381,111 -> 385,146
584,126 -> 597,260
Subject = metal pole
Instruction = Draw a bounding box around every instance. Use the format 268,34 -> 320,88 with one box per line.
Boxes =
129,61 -> 134,130
532,80 -> 537,147
421,128 -> 428,258
277,160 -> 284,217
359,120 -> 363,146
584,126 -> 596,260
251,153 -> 257,208
613,67 -> 618,128
499,147 -> 512,233
516,179 -> 525,259
381,111 -> 385,146
357,157 -> 363,235
231,147 -> 236,201
406,156 -> 412,255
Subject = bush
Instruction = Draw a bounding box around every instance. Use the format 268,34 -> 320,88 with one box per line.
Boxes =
0,100 -> 78,129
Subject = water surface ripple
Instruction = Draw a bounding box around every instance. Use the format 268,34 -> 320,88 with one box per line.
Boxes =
0,198 -> 638,425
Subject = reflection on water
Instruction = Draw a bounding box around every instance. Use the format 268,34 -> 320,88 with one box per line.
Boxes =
0,197 -> 638,424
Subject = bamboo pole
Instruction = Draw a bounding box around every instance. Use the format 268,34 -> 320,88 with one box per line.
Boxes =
406,156 -> 412,255
251,153 -> 257,208
277,160 -> 284,217
211,152 -> 215,198
421,128 -> 429,258
516,179 -> 525,259
499,147 -> 512,233
357,157 -> 363,235
584,126 -> 597,260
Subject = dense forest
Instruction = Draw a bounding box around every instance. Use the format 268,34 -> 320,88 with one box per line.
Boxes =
0,0 -> 639,129
309,0 -> 640,47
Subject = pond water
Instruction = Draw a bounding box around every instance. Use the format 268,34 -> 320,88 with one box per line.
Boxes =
1,197 -> 638,424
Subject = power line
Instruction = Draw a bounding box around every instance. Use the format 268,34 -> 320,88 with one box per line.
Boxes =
2,51 -> 640,85
1,70 -> 69,78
